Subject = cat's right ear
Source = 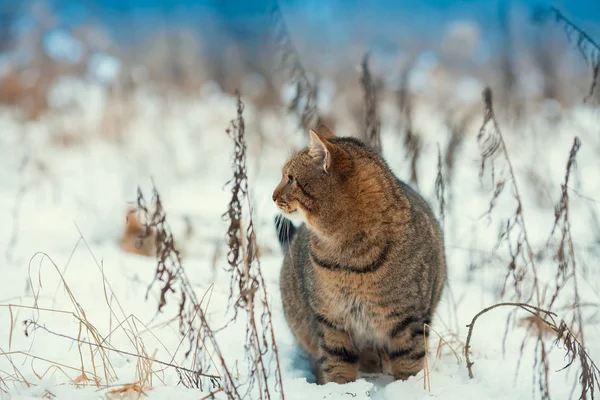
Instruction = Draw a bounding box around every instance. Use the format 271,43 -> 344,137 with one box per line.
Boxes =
308,129 -> 333,173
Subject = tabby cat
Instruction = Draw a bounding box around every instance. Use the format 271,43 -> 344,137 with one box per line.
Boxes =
272,126 -> 446,384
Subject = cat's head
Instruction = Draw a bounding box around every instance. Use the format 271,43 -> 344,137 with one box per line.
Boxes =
272,125 -> 354,225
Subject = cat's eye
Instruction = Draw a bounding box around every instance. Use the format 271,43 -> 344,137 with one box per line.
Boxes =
288,175 -> 294,184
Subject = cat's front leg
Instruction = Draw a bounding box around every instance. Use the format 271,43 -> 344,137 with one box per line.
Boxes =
314,315 -> 359,384
387,313 -> 428,380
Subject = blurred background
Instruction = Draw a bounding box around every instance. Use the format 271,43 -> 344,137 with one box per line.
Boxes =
1,0 -> 599,125
1,0 -> 600,251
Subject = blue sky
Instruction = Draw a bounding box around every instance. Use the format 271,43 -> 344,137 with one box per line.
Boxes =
37,0 -> 597,43
44,0 -> 600,24
5,0 -> 600,59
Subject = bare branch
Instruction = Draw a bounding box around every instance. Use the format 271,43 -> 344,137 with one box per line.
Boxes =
533,6 -> 600,100
360,53 -> 382,154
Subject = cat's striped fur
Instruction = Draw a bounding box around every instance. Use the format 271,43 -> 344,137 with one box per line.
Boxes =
272,126 -> 446,384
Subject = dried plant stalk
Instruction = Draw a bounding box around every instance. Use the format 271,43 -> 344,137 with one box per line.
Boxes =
435,144 -> 446,229
464,302 -> 599,400
477,87 -> 539,303
360,54 -> 382,154
139,187 -> 239,396
396,67 -> 422,187
533,6 -> 600,100
270,2 -> 320,130
474,88 -> 598,399
222,92 -> 284,399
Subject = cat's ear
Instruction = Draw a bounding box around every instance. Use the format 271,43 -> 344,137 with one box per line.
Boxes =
308,129 -> 333,173
315,125 -> 336,139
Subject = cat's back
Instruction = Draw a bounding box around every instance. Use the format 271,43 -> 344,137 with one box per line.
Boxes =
332,137 -> 441,233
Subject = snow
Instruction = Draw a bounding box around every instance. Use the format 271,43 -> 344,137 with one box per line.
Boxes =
47,76 -> 105,111
1,79 -> 600,400
87,52 -> 121,84
408,51 -> 440,93
43,29 -> 85,64
454,76 -> 484,104
241,73 -> 267,100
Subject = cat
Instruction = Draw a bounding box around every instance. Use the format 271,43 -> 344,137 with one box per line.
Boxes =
272,125 -> 446,384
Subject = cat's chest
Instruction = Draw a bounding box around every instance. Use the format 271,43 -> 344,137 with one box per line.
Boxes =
317,278 -> 386,345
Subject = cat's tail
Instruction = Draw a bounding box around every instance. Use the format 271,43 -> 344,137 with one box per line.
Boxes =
274,214 -> 297,253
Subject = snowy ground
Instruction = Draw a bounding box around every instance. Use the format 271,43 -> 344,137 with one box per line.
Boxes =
1,85 -> 600,399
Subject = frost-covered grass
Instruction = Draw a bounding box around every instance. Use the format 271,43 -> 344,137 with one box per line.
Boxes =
1,81 -> 599,399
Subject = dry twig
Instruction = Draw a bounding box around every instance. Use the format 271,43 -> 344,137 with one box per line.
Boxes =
360,54 -> 382,154
533,6 -> 600,100
270,1 -> 320,130
138,187 -> 237,395
222,92 -> 285,399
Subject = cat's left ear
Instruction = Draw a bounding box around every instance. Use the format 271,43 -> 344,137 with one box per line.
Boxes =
315,125 -> 336,139
308,129 -> 334,173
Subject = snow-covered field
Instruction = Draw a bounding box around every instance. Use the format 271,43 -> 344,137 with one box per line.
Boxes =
1,81 -> 600,400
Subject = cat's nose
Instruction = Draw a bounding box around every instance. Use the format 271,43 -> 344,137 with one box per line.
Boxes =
272,184 -> 283,203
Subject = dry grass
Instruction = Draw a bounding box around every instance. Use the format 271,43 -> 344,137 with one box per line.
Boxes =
120,207 -> 158,257
360,54 -> 382,154
396,67 -> 422,187
534,6 -> 600,101
0,95 -> 287,398
463,87 -> 599,399
464,302 -> 599,399
270,2 -> 321,132
221,92 -> 284,399
1,221 -> 238,393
